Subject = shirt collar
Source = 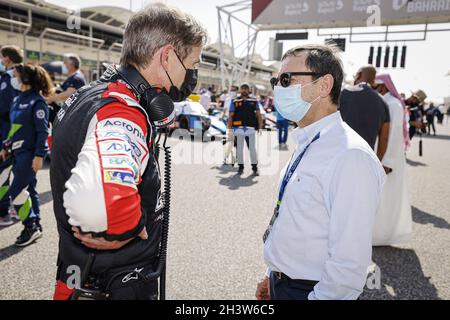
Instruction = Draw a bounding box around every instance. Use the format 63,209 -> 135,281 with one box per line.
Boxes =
291,111 -> 341,146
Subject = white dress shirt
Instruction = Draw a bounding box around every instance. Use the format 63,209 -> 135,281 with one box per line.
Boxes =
200,91 -> 212,110
264,111 -> 386,300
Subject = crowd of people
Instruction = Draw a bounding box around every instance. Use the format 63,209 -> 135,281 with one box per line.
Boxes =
198,65 -> 447,183
197,82 -> 291,172
339,65 -> 413,246
0,45 -> 86,248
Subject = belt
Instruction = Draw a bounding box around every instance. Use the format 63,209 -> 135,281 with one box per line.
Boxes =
234,126 -> 256,129
272,271 -> 319,287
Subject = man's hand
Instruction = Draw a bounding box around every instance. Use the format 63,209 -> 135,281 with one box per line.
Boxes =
45,95 -> 54,104
255,276 -> 270,300
0,149 -> 8,162
32,156 -> 44,173
377,122 -> 390,162
72,226 -> 148,250
411,120 -> 423,129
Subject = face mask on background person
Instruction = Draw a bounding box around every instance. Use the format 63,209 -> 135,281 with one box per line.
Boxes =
164,51 -> 198,102
273,78 -> 321,123
0,61 -> 5,73
229,91 -> 237,99
10,77 -> 22,91
62,64 -> 68,75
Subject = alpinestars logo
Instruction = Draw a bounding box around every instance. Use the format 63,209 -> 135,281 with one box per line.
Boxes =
122,267 -> 144,283
155,190 -> 164,212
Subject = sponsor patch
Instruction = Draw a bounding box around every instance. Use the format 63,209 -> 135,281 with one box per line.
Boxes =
98,118 -> 146,142
102,155 -> 140,179
104,170 -> 135,187
65,94 -> 77,107
101,141 -> 132,154
100,141 -> 143,158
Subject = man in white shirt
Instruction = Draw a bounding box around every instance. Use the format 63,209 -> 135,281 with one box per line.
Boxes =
222,86 -> 239,165
256,44 -> 386,300
199,88 -> 211,111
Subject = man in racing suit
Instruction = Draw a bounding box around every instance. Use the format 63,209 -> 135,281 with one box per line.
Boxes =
50,4 -> 206,300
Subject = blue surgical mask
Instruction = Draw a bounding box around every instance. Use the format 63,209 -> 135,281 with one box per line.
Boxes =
62,64 -> 68,75
0,61 -> 5,73
273,79 -> 321,122
10,77 -> 21,91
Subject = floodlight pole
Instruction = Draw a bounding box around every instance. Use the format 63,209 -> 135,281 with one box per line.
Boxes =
217,0 -> 259,90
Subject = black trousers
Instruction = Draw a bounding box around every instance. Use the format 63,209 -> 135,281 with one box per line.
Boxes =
409,126 -> 417,140
97,260 -> 159,300
59,258 -> 159,300
106,277 -> 158,300
269,272 -> 318,300
427,117 -> 436,134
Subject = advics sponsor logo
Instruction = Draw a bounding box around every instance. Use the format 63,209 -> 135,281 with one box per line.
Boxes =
104,141 -> 143,158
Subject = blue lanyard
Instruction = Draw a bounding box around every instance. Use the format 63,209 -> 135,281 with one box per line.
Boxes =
276,132 -> 320,208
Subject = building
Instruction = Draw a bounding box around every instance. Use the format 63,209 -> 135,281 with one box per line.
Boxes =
0,0 -> 276,93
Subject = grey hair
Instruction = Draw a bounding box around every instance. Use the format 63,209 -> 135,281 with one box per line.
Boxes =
282,44 -> 344,106
120,3 -> 208,69
64,53 -> 81,69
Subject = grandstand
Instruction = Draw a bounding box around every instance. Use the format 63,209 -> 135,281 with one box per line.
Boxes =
0,0 -> 275,93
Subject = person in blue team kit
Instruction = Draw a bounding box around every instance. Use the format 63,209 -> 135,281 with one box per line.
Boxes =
0,45 -> 23,227
45,53 -> 86,106
0,63 -> 52,246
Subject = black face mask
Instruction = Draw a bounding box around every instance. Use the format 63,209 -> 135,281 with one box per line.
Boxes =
164,51 -> 198,102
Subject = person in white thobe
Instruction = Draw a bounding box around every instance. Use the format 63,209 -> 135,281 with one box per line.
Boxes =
373,74 -> 412,246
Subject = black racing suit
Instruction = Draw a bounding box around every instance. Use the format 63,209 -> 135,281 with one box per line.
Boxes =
50,66 -> 164,300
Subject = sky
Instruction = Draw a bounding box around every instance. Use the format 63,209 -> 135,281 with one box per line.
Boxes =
46,0 -> 450,102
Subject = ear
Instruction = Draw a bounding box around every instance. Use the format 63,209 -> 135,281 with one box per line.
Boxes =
159,44 -> 174,70
320,74 -> 334,98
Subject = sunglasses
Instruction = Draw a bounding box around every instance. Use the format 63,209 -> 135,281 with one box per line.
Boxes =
270,72 -> 321,90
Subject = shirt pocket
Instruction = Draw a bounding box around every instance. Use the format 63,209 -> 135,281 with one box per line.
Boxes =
287,172 -> 322,212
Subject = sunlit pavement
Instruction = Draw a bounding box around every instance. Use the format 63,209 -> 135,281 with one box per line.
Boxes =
1,120 -> 449,300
